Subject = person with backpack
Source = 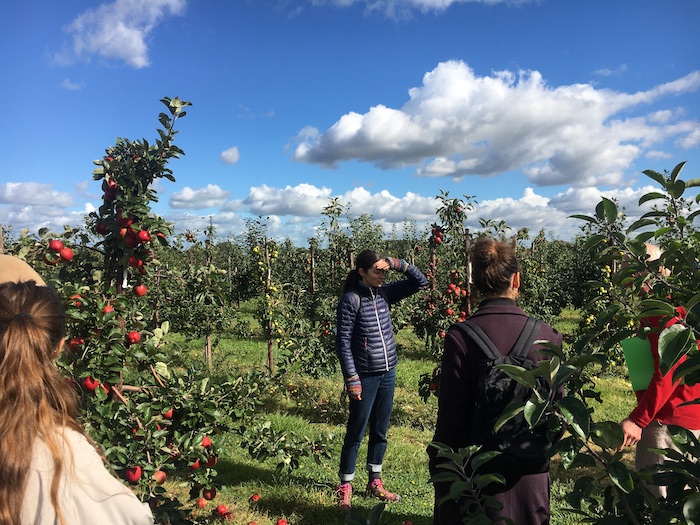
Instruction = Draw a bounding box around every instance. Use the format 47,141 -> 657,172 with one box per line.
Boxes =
335,249 -> 427,511
429,237 -> 562,525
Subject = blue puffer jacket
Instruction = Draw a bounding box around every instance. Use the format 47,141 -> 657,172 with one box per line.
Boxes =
336,262 -> 427,377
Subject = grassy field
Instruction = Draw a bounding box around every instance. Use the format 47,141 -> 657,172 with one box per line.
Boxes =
171,315 -> 637,525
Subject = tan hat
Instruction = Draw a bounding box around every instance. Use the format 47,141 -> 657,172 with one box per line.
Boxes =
0,254 -> 46,286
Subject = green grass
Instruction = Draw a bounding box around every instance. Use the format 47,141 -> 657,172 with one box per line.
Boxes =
172,325 -> 637,525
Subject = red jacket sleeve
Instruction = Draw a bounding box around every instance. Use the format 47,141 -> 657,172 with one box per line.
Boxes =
628,308 -> 689,428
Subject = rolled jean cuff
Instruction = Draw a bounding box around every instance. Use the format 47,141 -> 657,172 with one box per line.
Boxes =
339,471 -> 355,482
367,463 -> 382,474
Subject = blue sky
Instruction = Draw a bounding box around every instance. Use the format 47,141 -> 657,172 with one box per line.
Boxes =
1,0 -> 699,245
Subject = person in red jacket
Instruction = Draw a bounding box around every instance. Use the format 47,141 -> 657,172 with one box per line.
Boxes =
619,245 -> 700,498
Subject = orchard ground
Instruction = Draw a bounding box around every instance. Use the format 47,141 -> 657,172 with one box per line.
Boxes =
166,304 -> 637,525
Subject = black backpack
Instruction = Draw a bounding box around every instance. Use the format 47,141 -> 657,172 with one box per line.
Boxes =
454,317 -> 554,459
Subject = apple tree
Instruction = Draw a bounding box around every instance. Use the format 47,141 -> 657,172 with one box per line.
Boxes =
30,97 -> 258,524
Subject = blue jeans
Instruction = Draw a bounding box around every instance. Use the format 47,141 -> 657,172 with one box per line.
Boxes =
339,367 -> 396,481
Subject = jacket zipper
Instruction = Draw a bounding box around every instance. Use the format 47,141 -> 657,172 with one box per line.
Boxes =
371,288 -> 390,371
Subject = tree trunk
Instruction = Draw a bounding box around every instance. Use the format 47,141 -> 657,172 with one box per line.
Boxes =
205,334 -> 212,370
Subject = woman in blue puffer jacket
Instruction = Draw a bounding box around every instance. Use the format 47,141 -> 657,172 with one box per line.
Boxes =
334,249 -> 427,511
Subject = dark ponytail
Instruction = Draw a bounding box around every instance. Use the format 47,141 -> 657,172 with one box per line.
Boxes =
341,249 -> 382,294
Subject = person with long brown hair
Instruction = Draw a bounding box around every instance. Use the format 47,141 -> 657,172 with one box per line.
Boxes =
429,237 -> 562,524
335,249 -> 427,511
0,256 -> 153,525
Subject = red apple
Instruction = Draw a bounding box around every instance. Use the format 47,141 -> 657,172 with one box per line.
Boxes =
49,239 -> 64,252
205,455 -> 218,468
439,331 -> 446,338
133,284 -> 147,297
202,487 -> 217,500
59,247 -> 74,261
124,234 -> 139,248
276,519 -> 288,525
249,493 -> 261,502
126,331 -> 141,345
128,255 -> 143,268
163,408 -> 174,419
137,230 -> 151,243
95,221 -> 109,235
117,212 -> 134,227
190,459 -> 200,470
68,337 -> 84,351
216,505 -> 228,516
124,465 -> 142,484
70,294 -> 82,308
201,436 -> 212,448
102,304 -> 114,314
153,470 -> 167,485
81,376 -> 98,392
197,498 -> 207,509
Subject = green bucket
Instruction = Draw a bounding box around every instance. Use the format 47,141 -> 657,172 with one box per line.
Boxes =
621,336 -> 655,391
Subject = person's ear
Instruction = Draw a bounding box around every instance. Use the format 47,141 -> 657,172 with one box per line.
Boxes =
512,272 -> 520,291
55,338 -> 65,358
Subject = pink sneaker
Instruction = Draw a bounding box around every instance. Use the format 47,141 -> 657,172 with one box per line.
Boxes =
336,482 -> 352,511
366,479 -> 401,502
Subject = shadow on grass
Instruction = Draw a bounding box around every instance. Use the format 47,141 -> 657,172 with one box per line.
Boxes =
215,457 -> 433,524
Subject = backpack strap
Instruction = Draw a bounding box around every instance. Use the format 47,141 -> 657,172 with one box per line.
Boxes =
510,317 -> 542,359
454,317 -> 542,360
454,320 -> 502,360
352,288 -> 390,313
352,291 -> 361,313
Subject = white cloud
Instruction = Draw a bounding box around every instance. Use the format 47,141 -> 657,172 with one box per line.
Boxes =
61,78 -> 82,90
593,64 -> 628,77
170,184 -> 231,209
0,202 -> 94,237
0,182 -> 74,206
220,146 -> 240,165
547,185 -> 657,218
166,211 -> 246,238
306,0 -> 533,18
337,187 -> 438,221
243,183 -> 334,216
294,61 -> 700,188
59,0 -> 186,68
678,128 -> 700,149
240,183 -> 439,222
471,189 -> 567,235
645,150 -> 674,160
